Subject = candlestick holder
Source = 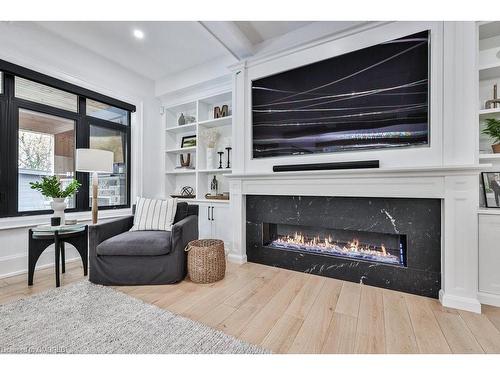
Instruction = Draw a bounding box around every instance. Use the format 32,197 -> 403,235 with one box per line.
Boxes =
225,147 -> 232,168
217,151 -> 224,169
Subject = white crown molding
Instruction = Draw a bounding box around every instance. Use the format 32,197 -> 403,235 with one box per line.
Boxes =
199,21 -> 254,60
158,76 -> 232,107
155,55 -> 234,97
229,21 -> 390,71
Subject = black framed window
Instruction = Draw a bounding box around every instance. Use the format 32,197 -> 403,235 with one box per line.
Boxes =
0,59 -> 135,218
89,122 -> 130,208
18,108 -> 76,212
87,99 -> 129,125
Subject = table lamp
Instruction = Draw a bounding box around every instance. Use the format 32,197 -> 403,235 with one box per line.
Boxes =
76,148 -> 114,224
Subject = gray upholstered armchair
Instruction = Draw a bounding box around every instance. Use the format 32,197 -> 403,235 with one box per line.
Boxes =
89,203 -> 198,285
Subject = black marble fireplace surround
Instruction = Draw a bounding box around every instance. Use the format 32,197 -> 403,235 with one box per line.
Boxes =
246,195 -> 441,298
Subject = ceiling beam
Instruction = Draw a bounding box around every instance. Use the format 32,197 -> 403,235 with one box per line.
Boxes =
198,21 -> 255,61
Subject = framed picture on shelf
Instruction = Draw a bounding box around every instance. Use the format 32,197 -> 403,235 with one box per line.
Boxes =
482,172 -> 500,208
181,135 -> 196,148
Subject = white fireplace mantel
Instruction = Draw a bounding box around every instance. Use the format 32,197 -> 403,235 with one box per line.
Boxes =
229,164 -> 487,179
228,164 -> 488,199
227,164 -> 487,313
224,22 -> 484,313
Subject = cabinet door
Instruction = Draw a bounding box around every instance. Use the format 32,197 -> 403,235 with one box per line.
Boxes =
479,214 -> 500,295
198,204 -> 213,240
212,205 -> 232,251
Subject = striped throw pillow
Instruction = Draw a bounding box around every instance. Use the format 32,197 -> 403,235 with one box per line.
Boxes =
130,197 -> 178,231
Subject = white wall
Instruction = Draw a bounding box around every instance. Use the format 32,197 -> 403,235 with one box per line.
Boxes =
0,21 -> 159,278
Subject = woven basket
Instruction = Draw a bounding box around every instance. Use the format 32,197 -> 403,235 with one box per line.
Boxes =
186,239 -> 226,283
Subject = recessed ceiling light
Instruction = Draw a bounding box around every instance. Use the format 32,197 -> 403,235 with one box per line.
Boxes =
133,29 -> 145,40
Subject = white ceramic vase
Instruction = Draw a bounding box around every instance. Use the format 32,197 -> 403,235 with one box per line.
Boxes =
50,198 -> 67,224
206,147 -> 216,170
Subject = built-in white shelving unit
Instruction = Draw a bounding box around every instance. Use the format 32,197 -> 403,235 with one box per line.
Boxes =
478,22 -> 500,171
165,169 -> 196,175
198,168 -> 232,174
166,123 -> 197,134
165,146 -> 197,154
163,90 -> 233,203
479,153 -> 500,161
479,108 -> 500,117
198,116 -> 232,128
477,22 -> 500,306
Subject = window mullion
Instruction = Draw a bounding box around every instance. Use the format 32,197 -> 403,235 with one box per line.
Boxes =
4,74 -> 17,216
76,96 -> 89,211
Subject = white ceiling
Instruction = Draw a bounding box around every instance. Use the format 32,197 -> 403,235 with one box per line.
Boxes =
35,21 -> 227,81
234,21 -> 312,45
34,21 -> 314,81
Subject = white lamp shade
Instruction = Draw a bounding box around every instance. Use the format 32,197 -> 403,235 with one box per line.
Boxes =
76,148 -> 114,173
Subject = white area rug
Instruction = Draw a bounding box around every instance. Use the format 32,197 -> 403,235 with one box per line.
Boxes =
0,281 -> 269,354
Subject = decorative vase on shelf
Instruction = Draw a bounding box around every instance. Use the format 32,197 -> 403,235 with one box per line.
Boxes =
50,198 -> 67,224
493,143 -> 500,154
178,113 -> 186,126
206,147 -> 216,170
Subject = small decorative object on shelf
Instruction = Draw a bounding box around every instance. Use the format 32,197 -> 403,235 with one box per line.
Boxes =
210,175 -> 218,195
171,186 -> 195,199
217,151 -> 224,169
30,175 -> 81,225
180,153 -> 191,168
204,193 -> 229,200
185,115 -> 196,123
201,129 -> 219,169
206,148 -> 215,170
482,118 -> 500,153
178,113 -> 186,125
181,186 -> 195,197
225,146 -> 232,168
181,135 -> 197,148
485,84 -> 500,109
213,104 -> 229,119
482,172 -> 500,208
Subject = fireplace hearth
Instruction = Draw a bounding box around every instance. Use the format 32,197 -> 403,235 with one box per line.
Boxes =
246,195 -> 441,298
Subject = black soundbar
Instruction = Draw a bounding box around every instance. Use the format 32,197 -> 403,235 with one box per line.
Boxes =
273,160 -> 380,172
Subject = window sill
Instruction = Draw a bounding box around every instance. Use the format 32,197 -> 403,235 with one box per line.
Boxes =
0,208 -> 133,231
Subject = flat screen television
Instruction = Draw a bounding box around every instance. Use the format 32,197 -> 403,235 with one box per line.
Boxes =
251,30 -> 430,159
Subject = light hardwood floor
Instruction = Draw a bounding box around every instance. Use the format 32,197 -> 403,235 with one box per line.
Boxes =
2,260 -> 500,354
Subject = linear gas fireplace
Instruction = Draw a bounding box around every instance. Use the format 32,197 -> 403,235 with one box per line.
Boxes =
263,223 -> 407,267
247,195 -> 441,298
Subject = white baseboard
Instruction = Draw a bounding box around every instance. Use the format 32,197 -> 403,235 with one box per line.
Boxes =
439,290 -> 482,313
478,292 -> 500,308
227,253 -> 247,264
0,251 -> 79,280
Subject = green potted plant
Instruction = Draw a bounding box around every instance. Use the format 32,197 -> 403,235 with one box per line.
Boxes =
482,118 -> 500,153
30,176 -> 81,223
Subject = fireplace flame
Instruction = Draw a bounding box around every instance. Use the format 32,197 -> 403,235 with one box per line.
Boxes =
272,232 -> 399,263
